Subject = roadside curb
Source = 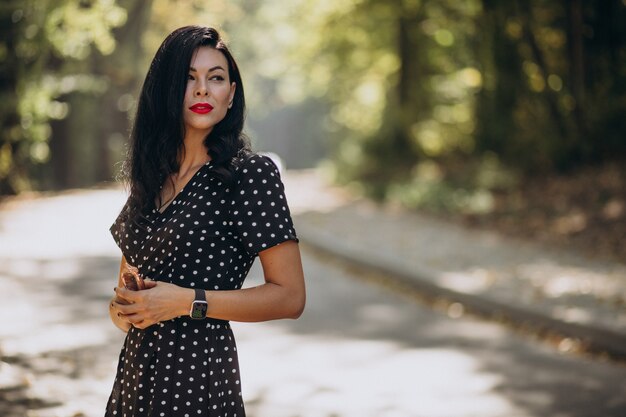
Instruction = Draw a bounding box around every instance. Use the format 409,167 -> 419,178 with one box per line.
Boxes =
297,222 -> 626,360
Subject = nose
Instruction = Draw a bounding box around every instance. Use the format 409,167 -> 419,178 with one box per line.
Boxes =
195,80 -> 208,97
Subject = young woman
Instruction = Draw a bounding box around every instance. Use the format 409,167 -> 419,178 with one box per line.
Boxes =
107,26 -> 305,416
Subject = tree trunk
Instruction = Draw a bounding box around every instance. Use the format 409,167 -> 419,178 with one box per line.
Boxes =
475,0 -> 522,158
94,0 -> 154,184
0,3 -> 25,194
566,0 -> 588,152
393,0 -> 426,168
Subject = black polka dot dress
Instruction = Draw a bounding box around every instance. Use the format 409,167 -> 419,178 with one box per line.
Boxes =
106,154 -> 298,417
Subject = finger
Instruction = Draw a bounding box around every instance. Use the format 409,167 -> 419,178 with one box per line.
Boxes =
113,301 -> 142,315
114,311 -> 132,324
115,286 -> 141,302
111,294 -> 130,305
110,299 -> 124,311
133,319 -> 156,330
128,314 -> 154,329
124,313 -> 144,323
143,280 -> 158,289
114,295 -> 131,305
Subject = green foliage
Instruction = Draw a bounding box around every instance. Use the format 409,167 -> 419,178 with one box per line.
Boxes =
242,0 -> 486,204
387,154 -> 519,214
238,0 -> 626,212
476,0 -> 626,172
45,1 -> 126,59
2,0 -> 625,205
0,0 -> 126,193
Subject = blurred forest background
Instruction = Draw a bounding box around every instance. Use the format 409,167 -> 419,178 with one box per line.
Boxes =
1,0 -> 625,259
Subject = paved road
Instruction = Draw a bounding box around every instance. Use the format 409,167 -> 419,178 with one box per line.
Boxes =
1,180 -> 625,417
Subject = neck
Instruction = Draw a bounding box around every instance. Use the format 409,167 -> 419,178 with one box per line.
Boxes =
178,128 -> 212,175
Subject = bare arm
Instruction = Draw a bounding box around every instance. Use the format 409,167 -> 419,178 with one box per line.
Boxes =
113,240 -> 305,328
109,256 -> 132,332
204,240 -> 305,321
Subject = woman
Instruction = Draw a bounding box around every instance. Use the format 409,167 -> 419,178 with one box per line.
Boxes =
107,26 -> 305,416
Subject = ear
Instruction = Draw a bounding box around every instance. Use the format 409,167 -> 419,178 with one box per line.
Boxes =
228,82 -> 236,108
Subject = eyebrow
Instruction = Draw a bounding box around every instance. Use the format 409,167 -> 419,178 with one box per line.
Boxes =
189,65 -> 226,72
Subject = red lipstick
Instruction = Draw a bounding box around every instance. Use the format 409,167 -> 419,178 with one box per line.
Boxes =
189,103 -> 214,114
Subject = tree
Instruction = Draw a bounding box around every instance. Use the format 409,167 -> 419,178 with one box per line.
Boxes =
475,0 -> 626,172
0,0 -> 127,193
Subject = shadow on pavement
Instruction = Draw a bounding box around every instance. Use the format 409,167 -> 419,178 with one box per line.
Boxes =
0,255 -> 124,417
252,249 -> 626,417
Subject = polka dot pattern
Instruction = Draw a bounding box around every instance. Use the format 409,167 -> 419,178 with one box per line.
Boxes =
105,154 -> 298,416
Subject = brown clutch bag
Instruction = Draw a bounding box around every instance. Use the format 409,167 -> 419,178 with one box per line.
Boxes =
121,265 -> 146,291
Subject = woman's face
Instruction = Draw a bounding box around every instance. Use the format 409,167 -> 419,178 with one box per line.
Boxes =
183,46 -> 236,138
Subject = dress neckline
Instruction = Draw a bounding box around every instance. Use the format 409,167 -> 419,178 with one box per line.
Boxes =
153,160 -> 213,215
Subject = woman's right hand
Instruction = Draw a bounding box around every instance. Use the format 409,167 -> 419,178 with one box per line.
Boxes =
110,279 -> 158,331
110,256 -> 154,331
109,293 -> 131,332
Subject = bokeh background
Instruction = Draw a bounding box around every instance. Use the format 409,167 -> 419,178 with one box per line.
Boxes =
2,0 -> 625,258
1,1 -> 626,416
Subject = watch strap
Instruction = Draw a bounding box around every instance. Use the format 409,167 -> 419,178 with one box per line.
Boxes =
190,288 -> 208,319
194,288 -> 206,302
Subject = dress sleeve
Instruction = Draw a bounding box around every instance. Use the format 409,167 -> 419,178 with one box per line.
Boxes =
109,197 -> 130,252
230,154 -> 298,256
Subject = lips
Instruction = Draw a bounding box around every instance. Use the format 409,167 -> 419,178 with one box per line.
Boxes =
189,103 -> 214,114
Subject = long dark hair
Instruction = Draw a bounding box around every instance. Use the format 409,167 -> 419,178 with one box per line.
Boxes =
121,26 -> 249,226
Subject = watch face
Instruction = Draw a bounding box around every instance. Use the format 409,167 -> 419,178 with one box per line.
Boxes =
191,301 -> 208,319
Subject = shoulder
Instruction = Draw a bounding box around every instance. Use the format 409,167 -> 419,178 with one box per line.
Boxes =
230,153 -> 288,201
233,153 -> 282,181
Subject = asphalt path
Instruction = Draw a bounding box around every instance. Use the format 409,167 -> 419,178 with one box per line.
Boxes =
0,176 -> 625,417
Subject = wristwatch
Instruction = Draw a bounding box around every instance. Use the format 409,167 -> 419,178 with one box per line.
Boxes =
189,288 -> 208,319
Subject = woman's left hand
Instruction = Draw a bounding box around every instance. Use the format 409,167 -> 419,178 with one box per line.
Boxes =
112,281 -> 192,329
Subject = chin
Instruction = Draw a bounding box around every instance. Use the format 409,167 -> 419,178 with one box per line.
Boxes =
184,119 -> 216,133
185,114 -> 226,133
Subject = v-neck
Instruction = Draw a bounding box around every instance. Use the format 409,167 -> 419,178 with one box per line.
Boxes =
153,160 -> 213,215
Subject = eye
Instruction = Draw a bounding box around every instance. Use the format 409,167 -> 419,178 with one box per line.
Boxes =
188,74 -> 195,80
210,75 -> 225,81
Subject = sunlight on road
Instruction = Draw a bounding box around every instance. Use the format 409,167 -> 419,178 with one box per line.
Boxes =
236,323 -> 520,417
0,189 -> 126,259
